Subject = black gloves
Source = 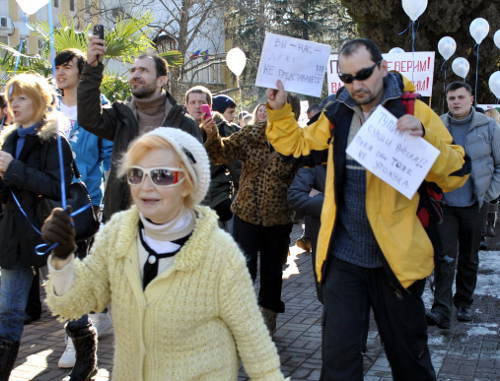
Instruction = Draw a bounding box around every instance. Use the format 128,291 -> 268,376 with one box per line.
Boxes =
41,207 -> 76,259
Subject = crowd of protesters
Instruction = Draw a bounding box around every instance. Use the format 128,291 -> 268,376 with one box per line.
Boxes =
0,32 -> 498,381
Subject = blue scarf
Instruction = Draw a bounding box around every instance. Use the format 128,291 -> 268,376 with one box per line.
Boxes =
15,122 -> 41,159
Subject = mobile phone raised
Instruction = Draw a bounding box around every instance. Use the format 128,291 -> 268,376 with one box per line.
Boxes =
200,104 -> 212,119
93,24 -> 104,40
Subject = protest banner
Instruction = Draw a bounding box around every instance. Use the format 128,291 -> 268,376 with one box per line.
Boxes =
346,105 -> 439,199
298,100 -> 310,127
327,51 -> 435,97
255,32 -> 331,97
477,104 -> 499,111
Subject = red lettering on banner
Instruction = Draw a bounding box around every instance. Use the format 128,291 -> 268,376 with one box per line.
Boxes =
331,82 -> 343,93
392,59 -> 432,73
415,77 -> 431,92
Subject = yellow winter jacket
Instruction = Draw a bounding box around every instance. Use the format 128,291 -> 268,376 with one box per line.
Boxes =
266,75 -> 468,288
45,206 -> 285,381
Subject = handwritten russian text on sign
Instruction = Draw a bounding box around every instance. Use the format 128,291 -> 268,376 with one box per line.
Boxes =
477,104 -> 498,111
255,32 -> 331,97
346,106 -> 439,199
327,52 -> 435,97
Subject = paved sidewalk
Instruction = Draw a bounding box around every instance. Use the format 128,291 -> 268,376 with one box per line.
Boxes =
10,241 -> 500,380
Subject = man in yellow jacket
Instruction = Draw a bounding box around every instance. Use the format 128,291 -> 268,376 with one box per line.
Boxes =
265,38 -> 469,381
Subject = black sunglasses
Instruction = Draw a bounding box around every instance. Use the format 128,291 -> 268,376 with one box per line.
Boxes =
338,61 -> 381,84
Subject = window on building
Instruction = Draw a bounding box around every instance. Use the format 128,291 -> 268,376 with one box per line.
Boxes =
70,0 -> 75,11
54,0 -> 59,8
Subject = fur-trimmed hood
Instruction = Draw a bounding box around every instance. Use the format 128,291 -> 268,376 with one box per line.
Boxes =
0,112 -> 68,148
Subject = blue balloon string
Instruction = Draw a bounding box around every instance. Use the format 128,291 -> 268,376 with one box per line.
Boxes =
13,38 -> 25,73
11,132 -> 92,255
57,135 -> 67,210
398,20 -> 419,52
398,22 -> 411,36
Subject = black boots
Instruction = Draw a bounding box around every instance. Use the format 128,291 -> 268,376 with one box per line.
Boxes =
66,324 -> 98,381
0,338 -> 20,381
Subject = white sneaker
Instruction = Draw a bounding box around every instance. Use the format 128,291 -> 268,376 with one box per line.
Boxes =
90,312 -> 113,338
58,335 -> 76,368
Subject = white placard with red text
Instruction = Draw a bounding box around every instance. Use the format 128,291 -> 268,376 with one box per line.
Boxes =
327,52 -> 435,97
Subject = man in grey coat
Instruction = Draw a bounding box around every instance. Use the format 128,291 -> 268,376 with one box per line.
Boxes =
427,81 -> 500,328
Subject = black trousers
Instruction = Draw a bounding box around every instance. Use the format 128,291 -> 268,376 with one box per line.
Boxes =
321,257 -> 436,381
431,203 -> 486,319
232,215 -> 292,313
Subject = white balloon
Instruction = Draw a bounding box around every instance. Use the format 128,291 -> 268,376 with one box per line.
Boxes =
389,47 -> 405,54
494,30 -> 500,49
437,36 -> 457,61
226,48 -> 247,77
16,0 -> 49,15
401,0 -> 428,21
469,18 -> 490,45
451,57 -> 470,79
489,71 -> 500,99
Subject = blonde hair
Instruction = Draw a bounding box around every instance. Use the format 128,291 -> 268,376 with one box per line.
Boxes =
251,103 -> 267,124
485,108 -> 500,124
4,73 -> 56,124
118,135 -> 195,208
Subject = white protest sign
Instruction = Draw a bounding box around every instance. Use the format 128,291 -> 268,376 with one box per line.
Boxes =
346,105 -> 439,199
255,32 -> 331,97
477,104 -> 499,111
327,52 -> 435,97
298,100 -> 310,127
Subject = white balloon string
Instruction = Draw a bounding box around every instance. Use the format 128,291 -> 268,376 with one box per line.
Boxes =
411,21 -> 417,52
441,65 -> 448,114
474,44 -> 480,105
47,0 -> 56,80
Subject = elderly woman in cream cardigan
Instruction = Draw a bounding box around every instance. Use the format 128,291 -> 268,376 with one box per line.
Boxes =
42,127 -> 287,381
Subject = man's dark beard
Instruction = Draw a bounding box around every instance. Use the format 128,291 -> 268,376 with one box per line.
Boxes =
131,86 -> 156,99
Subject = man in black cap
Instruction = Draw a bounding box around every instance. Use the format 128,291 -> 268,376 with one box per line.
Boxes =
212,95 -> 237,124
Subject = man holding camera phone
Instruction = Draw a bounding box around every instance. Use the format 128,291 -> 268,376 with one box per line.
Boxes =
77,27 -> 201,222
184,86 -> 240,229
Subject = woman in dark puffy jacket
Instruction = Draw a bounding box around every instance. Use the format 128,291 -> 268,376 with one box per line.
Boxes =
0,73 -> 73,379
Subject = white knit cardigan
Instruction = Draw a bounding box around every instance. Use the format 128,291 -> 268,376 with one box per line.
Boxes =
45,205 -> 285,381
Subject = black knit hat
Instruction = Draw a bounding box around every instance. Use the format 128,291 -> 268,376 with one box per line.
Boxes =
212,95 -> 236,113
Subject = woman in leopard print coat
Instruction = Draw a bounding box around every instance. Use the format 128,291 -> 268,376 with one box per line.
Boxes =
202,95 -> 301,333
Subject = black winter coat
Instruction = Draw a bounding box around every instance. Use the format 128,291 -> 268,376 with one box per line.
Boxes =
287,162 -> 326,254
77,64 -> 202,222
0,119 -> 73,269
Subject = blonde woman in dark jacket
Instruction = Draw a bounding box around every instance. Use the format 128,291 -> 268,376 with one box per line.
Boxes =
0,73 -> 73,380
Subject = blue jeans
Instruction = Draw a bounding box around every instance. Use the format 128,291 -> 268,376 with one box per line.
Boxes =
0,266 -> 33,341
